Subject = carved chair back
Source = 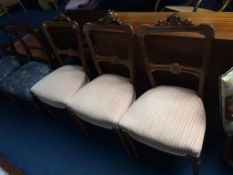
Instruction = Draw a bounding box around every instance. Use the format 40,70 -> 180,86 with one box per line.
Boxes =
63,10 -> 107,34
4,22 -> 52,65
137,13 -> 214,98
83,13 -> 136,84
42,20 -> 88,73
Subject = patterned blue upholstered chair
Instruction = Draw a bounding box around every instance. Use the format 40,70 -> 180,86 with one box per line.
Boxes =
0,55 -> 20,82
0,27 -> 21,83
0,23 -> 52,101
220,67 -> 233,167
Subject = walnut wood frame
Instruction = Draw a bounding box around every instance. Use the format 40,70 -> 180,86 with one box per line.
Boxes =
83,13 -> 136,85
42,21 -> 89,73
137,13 -> 214,98
120,13 -> 215,175
4,22 -> 52,66
0,155 -> 22,175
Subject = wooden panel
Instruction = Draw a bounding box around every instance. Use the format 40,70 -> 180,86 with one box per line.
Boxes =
113,12 -> 233,40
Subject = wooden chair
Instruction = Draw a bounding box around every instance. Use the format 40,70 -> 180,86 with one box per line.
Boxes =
31,20 -> 89,112
0,22 -> 52,101
0,25 -> 21,82
0,0 -> 26,16
65,12 -> 136,153
155,0 -> 231,12
220,67 -> 233,168
119,13 -> 214,175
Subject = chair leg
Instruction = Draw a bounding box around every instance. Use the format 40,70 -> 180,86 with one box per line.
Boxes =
40,103 -> 58,120
154,0 -> 161,11
125,134 -> 140,159
114,129 -> 132,155
224,136 -> 233,166
69,112 -> 90,137
2,7 -> 9,16
191,157 -> 201,175
18,0 -> 27,12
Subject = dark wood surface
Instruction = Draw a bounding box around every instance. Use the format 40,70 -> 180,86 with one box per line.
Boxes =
0,155 -> 22,175
13,11 -> 233,129
113,12 -> 233,40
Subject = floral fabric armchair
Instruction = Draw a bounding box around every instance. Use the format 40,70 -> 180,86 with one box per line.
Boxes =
220,67 -> 233,136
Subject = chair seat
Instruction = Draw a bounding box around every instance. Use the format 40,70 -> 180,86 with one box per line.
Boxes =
66,74 -> 135,129
165,6 -> 213,12
31,65 -> 88,109
0,55 -> 20,82
0,61 -> 51,101
120,86 -> 206,157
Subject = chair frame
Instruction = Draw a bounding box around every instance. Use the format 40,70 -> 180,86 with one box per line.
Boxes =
81,12 -> 136,154
83,12 -> 136,85
122,13 -> 214,175
42,19 -> 92,130
42,20 -> 89,73
1,22 -> 54,118
155,0 -> 231,12
4,22 -> 52,66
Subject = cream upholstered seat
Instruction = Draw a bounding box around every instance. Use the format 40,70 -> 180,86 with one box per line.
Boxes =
31,65 -> 88,109
164,6 -> 213,12
120,86 -> 206,157
31,21 -> 89,109
66,74 -> 135,129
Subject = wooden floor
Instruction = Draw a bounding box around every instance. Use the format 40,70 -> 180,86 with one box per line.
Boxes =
0,155 -> 22,175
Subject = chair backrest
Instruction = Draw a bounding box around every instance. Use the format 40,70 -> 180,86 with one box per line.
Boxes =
0,0 -> 20,7
42,20 -> 88,72
137,13 -> 214,98
83,12 -> 136,84
63,10 -> 107,34
4,22 -> 52,65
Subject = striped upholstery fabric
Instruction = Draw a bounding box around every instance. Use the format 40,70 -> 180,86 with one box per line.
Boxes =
165,6 -> 213,12
31,65 -> 88,109
66,74 -> 135,129
120,86 -> 206,157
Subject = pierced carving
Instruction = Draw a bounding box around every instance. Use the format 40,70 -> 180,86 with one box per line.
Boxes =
170,63 -> 182,74
156,13 -> 193,26
97,11 -> 123,25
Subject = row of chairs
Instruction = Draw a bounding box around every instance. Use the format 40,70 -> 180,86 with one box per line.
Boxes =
0,13 -> 214,175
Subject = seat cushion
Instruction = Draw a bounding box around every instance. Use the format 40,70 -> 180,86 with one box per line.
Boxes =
165,6 -> 213,12
0,55 -> 20,82
120,86 -> 206,158
66,74 -> 135,129
0,61 -> 51,101
31,65 -> 88,109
